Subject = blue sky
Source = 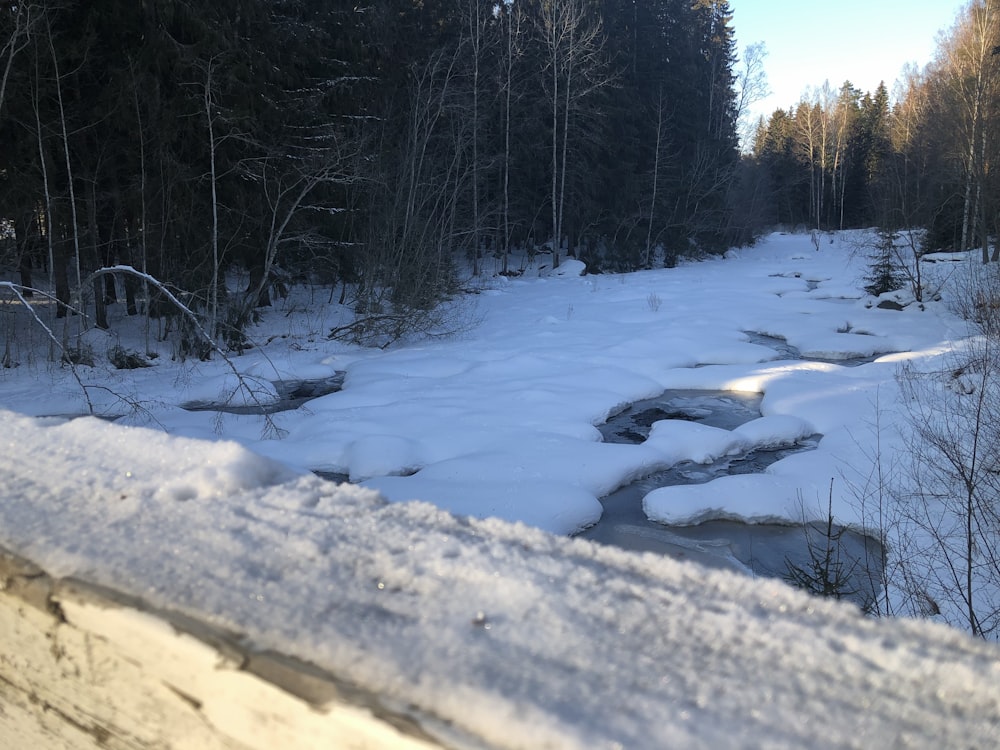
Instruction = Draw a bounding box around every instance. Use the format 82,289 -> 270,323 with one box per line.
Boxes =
732,0 -> 968,124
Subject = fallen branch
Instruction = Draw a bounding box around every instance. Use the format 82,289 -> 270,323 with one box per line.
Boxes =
84,267 -> 283,438
0,282 -> 93,414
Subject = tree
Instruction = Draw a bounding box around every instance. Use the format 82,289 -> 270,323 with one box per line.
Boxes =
932,0 -> 1000,260
0,2 -> 40,120
460,0 -> 497,277
537,0 -> 611,267
497,0 -> 527,274
733,41 -> 770,150
863,227 -> 906,297
751,108 -> 809,227
0,0 -> 752,361
828,81 -> 860,230
896,333 -> 1000,638
794,99 -> 823,228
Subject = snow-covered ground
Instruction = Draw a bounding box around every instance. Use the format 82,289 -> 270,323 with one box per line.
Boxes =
0,231 -> 965,535
1,231 -> 998,747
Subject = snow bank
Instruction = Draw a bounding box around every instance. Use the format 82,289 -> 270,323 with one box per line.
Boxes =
643,473 -> 833,526
1,411 -> 999,749
5,412 -> 302,523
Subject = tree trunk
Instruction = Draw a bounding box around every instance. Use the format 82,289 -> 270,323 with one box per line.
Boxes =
124,272 -> 139,316
205,60 -> 221,341
18,249 -> 33,296
247,263 -> 271,308
86,196 -> 108,330
645,89 -> 664,267
53,241 -> 71,318
14,214 -> 34,296
550,24 -> 559,268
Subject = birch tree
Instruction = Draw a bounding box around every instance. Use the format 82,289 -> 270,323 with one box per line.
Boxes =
46,13 -> 84,330
936,0 -> 1000,260
460,0 -> 497,277
733,41 -> 770,150
537,0 -> 610,267
498,0 -> 525,274
829,82 -> 860,230
794,100 -> 822,228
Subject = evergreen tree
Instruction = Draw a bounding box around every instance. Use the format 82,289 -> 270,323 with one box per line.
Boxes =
0,0 -> 749,351
751,109 -> 810,227
864,227 -> 906,297
851,81 -> 891,225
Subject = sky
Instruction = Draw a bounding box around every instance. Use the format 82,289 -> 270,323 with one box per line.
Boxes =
732,0 -> 969,126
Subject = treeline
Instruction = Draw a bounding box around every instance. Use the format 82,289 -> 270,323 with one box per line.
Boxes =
747,81 -> 892,232
746,0 -> 1000,262
0,0 -> 744,349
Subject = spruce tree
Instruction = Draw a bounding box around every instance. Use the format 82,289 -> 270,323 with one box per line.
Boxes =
864,226 -> 906,297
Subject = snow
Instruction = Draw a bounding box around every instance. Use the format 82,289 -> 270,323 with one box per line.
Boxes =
1,230 -> 999,746
644,473 -> 834,526
0,228 -> 970,543
3,411 -> 1000,748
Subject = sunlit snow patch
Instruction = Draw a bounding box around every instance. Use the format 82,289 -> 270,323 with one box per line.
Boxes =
643,473 -> 831,527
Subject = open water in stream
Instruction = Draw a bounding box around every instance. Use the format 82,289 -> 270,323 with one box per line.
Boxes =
576,333 -> 885,610
182,373 -> 346,415
577,389 -> 883,609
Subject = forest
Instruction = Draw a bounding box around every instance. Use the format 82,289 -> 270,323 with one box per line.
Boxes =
0,0 -> 741,350
1,0 -> 999,350
747,1 -> 1000,264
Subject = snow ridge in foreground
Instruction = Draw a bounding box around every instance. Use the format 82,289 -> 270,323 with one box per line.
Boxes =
1,411 -> 998,749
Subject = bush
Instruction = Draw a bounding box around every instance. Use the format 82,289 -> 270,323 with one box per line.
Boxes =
62,345 -> 95,367
108,345 -> 152,370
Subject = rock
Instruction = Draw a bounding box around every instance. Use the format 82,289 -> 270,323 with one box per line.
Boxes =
876,299 -> 905,311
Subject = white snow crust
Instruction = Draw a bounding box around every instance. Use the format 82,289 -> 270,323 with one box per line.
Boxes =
1,231 -> 998,747
1,410 -> 999,748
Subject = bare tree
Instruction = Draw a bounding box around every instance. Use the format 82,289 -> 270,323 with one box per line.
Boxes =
934,0 -> 1000,259
733,41 -> 770,150
46,14 -> 84,330
0,2 -> 39,120
889,260 -> 1000,637
537,0 -> 611,267
498,0 -> 525,275
896,338 -> 1000,638
794,99 -> 822,229
30,35 -> 68,330
829,82 -> 859,230
644,87 -> 666,268
354,44 -> 469,337
196,57 -> 227,341
237,150 -> 350,326
460,0 -> 497,277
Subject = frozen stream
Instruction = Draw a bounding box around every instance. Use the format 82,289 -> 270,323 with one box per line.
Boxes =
180,357 -> 884,608
577,390 -> 883,610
